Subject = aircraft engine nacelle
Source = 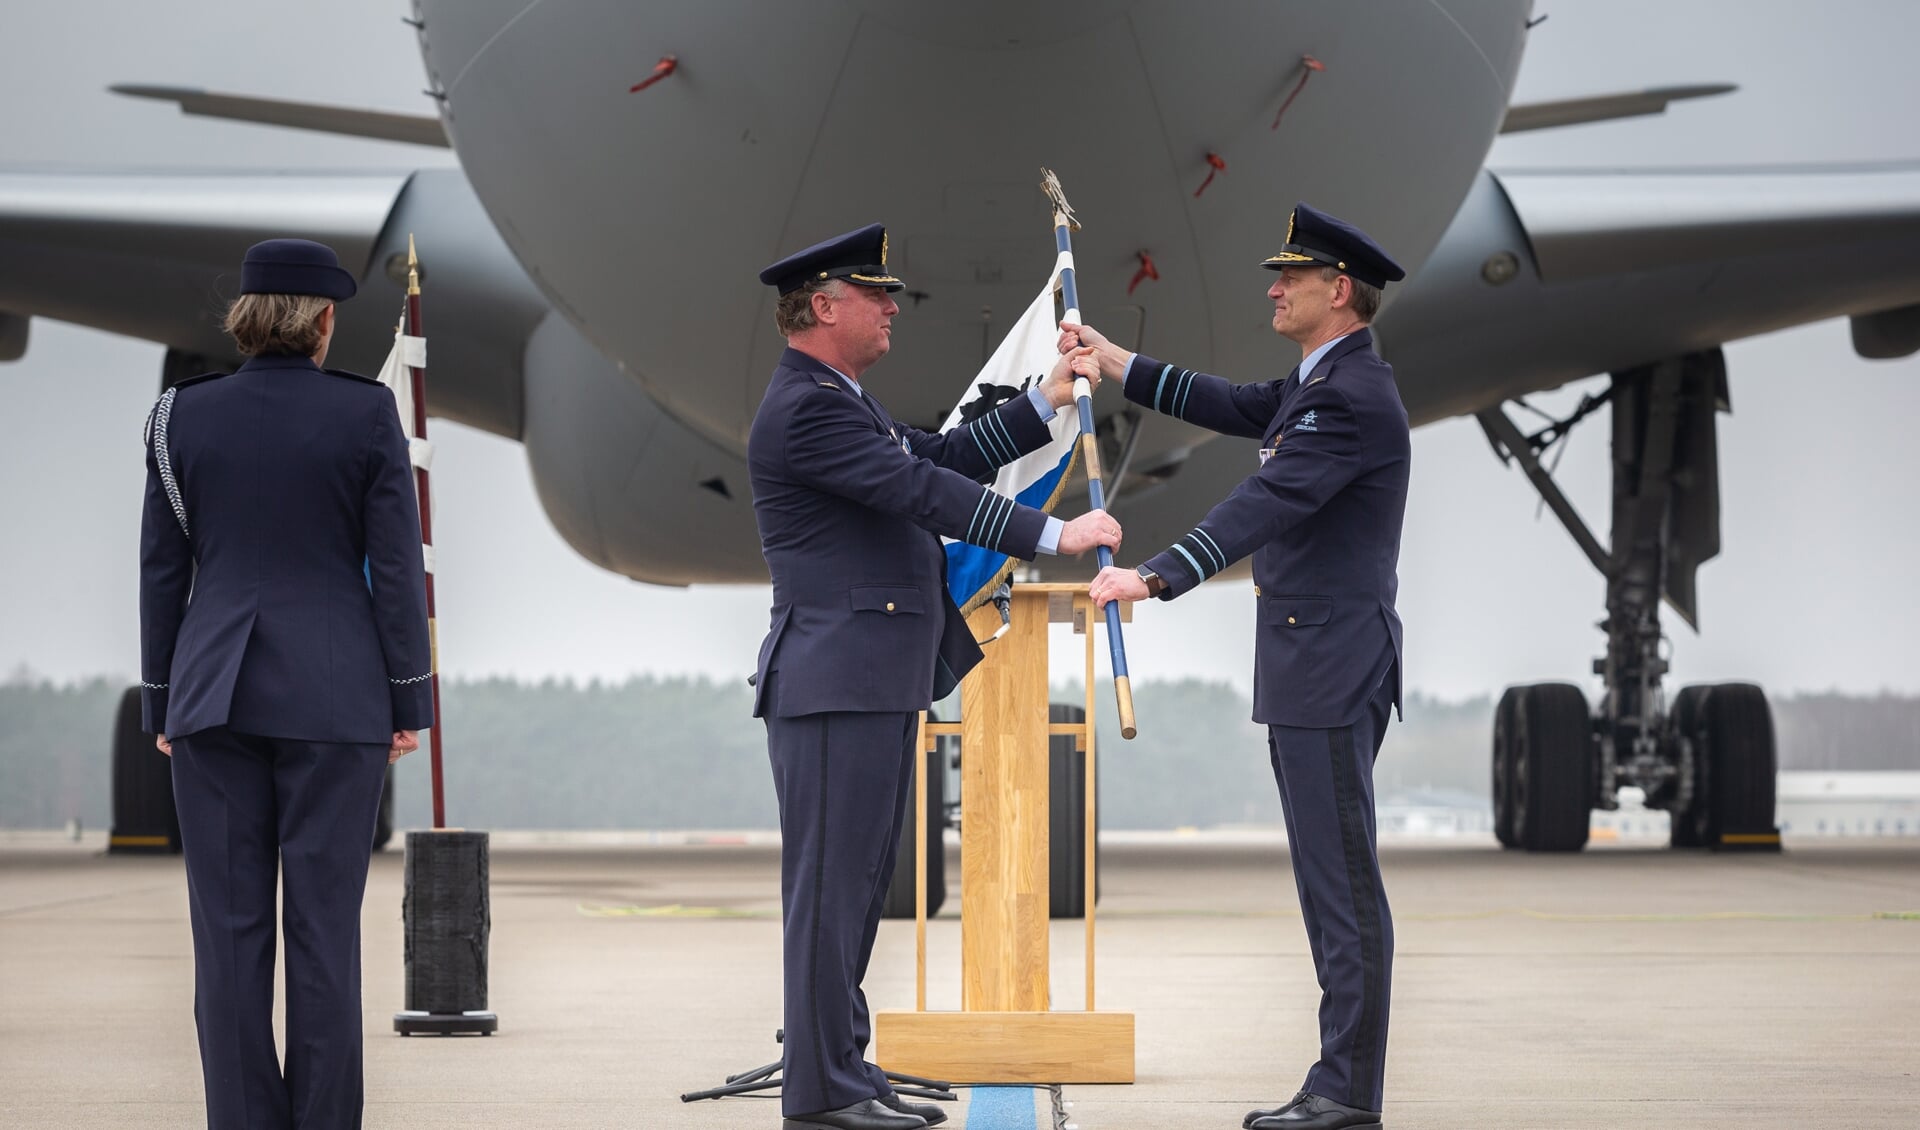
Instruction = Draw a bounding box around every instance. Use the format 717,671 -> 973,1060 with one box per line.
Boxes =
519,313 -> 768,586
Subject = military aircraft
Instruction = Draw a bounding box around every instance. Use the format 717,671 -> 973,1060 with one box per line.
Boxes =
4,0 -> 1918,855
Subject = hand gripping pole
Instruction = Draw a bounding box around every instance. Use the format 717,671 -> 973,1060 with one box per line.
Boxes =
1042,169 -> 1137,739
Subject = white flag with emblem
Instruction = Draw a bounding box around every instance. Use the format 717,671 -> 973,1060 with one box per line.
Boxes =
373,306 -> 435,573
939,264 -> 1081,614
375,307 -> 421,443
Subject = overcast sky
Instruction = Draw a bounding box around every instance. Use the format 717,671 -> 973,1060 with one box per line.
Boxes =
4,1 -> 1918,706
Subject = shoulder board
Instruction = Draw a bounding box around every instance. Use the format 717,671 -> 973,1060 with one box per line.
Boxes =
169,370 -> 229,390
323,367 -> 383,386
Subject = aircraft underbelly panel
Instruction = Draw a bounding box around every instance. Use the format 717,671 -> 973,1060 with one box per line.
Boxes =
418,0 -> 1528,452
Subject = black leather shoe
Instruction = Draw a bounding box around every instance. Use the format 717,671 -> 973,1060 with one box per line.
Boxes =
783,1098 -> 928,1130
879,1091 -> 948,1126
1244,1091 -> 1307,1128
1247,1092 -> 1382,1129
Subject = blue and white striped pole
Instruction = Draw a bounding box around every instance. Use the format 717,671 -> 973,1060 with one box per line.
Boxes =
1044,170 -> 1137,739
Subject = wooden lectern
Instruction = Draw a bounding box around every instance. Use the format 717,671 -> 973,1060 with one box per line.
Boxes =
874,583 -> 1135,1083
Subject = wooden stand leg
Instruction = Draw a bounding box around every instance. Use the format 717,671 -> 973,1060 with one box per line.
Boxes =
877,584 -> 1134,1084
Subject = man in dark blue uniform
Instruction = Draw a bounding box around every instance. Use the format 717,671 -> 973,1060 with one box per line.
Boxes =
140,238 -> 433,1130
749,224 -> 1119,1130
1076,205 -> 1409,1130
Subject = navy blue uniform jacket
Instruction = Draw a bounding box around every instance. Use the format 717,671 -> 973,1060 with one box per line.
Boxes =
1128,329 -> 1409,729
139,354 -> 435,742
749,346 -> 1056,717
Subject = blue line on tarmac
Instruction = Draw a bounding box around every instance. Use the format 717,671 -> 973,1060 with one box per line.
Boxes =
964,1085 -> 1038,1130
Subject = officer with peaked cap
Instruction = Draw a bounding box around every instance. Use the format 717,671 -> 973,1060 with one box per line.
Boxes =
1067,203 -> 1410,1130
140,237 -> 432,1130
749,223 -> 1119,1130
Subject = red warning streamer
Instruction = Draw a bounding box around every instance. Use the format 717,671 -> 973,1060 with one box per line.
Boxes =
629,54 -> 678,93
1193,153 -> 1227,198
1127,251 -> 1160,296
1271,55 -> 1326,130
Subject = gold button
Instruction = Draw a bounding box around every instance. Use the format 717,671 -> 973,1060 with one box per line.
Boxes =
1287,616 -> 1297,625
886,602 -> 896,612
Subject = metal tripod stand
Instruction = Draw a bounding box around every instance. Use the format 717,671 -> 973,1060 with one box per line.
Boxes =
679,1029 -> 957,1104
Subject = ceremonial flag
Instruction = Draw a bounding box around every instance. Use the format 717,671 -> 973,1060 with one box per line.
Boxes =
375,240 -> 450,827
375,309 -> 422,444
939,264 -> 1082,614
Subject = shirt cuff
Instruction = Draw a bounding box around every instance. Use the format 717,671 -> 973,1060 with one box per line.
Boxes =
1026,385 -> 1057,423
1036,516 -> 1064,555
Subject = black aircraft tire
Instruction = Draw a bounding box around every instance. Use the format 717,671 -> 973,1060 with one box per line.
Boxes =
1048,703 -> 1099,919
1701,683 -> 1778,843
1491,687 -> 1524,849
373,765 -> 395,852
109,686 -> 181,854
1512,683 -> 1593,853
1668,684 -> 1713,848
879,733 -> 947,920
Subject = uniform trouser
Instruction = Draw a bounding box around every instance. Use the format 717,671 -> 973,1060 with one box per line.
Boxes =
171,726 -> 390,1130
764,703 -> 919,1117
1268,672 -> 1397,1112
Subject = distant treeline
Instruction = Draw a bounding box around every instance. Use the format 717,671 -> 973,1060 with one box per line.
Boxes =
3,674 -> 1916,831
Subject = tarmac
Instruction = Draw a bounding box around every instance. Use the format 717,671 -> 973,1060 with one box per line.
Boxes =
2,829 -> 1916,1129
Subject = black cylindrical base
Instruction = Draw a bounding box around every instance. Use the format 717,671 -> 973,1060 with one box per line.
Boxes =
400,829 -> 492,1027
394,1009 -> 498,1036
108,687 -> 181,854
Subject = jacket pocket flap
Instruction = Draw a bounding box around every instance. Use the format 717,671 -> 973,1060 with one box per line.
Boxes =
1263,595 -> 1332,627
851,585 -> 924,615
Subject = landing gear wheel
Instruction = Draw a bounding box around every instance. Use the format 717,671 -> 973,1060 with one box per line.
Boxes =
1671,683 -> 1778,851
880,725 -> 947,919
373,765 -> 395,851
1048,703 -> 1100,919
109,686 -> 180,854
1668,684 -> 1712,847
1511,683 -> 1594,853
1491,687 -> 1523,849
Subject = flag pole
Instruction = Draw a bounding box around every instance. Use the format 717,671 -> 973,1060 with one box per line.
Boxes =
1041,169 -> 1137,739
404,235 -> 448,828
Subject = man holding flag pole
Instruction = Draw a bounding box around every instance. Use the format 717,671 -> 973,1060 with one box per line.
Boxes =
748,222 -> 1119,1130
1075,203 -> 1411,1130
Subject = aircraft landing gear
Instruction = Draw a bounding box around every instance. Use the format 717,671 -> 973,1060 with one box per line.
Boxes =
1480,350 -> 1780,853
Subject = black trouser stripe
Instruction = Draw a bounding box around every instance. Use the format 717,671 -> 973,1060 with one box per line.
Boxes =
806,715 -> 831,1096
1328,723 -> 1384,1105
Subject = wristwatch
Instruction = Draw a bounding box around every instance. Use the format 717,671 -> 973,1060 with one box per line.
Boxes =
1135,565 -> 1167,598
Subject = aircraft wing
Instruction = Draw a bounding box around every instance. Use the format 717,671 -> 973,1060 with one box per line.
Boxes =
0,170 -> 407,363
109,85 -> 448,148
1377,161 -> 1920,426
0,168 -> 549,439
1499,84 -> 1735,134
1079,160 -> 1920,593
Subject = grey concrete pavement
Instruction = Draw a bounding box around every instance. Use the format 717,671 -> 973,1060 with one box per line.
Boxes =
1,833 -> 1915,1129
